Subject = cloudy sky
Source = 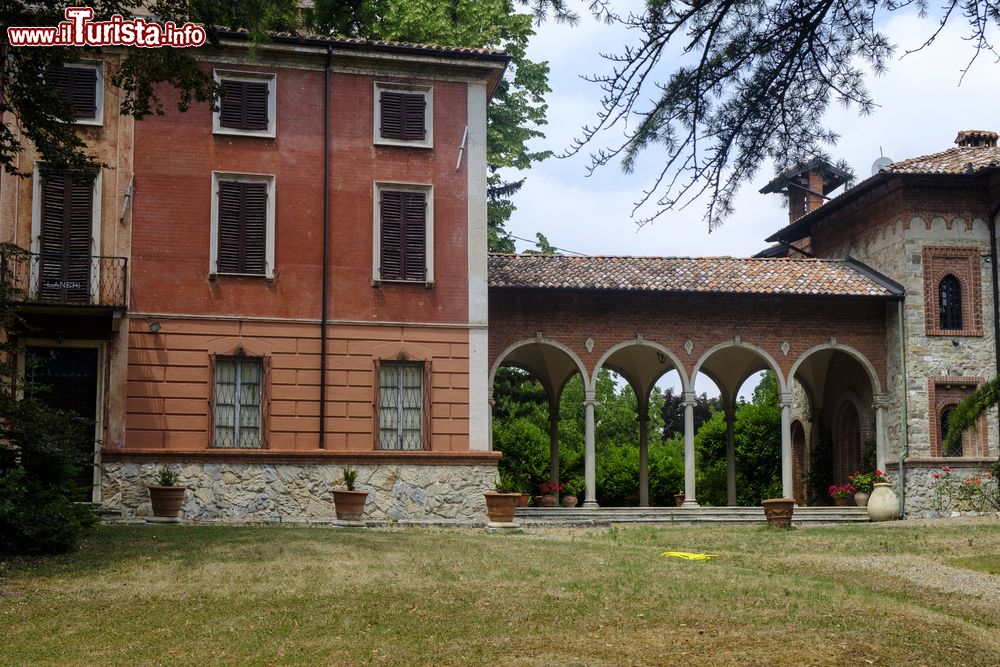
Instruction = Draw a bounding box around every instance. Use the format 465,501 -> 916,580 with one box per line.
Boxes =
506,4 -> 1000,259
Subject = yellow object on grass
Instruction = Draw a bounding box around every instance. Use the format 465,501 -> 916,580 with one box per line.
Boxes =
661,551 -> 719,560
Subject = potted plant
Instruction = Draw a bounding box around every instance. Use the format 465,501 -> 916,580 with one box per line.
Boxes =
828,483 -> 854,506
536,481 -> 563,507
511,470 -> 531,507
332,468 -> 369,521
484,472 -> 521,523
848,470 -> 884,507
867,470 -> 900,521
674,492 -> 686,507
147,465 -> 185,518
761,497 -> 796,527
562,476 -> 584,508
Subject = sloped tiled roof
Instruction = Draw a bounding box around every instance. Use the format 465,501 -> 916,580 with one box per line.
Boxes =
880,145 -> 1000,175
488,254 -> 902,298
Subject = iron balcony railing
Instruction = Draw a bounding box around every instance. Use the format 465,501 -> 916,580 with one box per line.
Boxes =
0,250 -> 127,309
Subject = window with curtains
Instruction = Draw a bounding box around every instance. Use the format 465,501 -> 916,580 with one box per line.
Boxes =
212,357 -> 263,448
378,362 -> 424,450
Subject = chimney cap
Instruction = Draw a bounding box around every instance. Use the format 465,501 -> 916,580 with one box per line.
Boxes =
758,158 -> 851,196
955,130 -> 998,147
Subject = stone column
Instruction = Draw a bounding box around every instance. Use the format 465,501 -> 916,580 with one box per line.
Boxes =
583,389 -> 598,508
548,400 -> 561,495
682,391 -> 699,507
780,392 -> 793,499
873,394 -> 888,472
725,403 -> 737,506
638,398 -> 650,507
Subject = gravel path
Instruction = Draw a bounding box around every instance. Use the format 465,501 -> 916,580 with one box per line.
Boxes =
851,554 -> 1000,598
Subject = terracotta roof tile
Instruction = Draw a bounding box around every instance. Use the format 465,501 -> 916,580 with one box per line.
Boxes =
880,145 -> 1000,175
488,254 -> 900,298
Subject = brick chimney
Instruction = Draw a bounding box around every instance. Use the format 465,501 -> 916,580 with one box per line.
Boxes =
955,130 -> 998,148
760,159 -> 852,225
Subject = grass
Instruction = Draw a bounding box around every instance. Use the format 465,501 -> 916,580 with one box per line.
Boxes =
2,521 -> 1000,666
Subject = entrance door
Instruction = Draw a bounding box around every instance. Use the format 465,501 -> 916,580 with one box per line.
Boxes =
39,172 -> 93,304
25,346 -> 100,501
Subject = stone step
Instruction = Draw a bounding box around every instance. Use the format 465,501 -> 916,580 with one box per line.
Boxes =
514,506 -> 870,526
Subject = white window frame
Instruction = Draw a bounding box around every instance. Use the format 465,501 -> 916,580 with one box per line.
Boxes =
211,356 -> 264,449
372,182 -> 434,286
30,162 -> 102,302
212,69 -> 277,139
209,172 -> 276,279
373,81 -> 433,149
52,61 -> 104,126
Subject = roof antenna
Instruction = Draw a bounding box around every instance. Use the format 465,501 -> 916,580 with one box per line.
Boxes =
871,146 -> 893,175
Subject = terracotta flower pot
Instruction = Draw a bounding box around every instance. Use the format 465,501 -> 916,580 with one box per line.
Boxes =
148,485 -> 186,517
484,492 -> 520,523
761,497 -> 796,528
834,496 -> 849,506
674,493 -> 686,507
537,494 -> 558,507
561,494 -> 578,508
333,489 -> 369,521
516,493 -> 530,507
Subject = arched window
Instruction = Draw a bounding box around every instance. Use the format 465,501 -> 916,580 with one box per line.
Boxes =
939,275 -> 963,330
940,406 -> 963,457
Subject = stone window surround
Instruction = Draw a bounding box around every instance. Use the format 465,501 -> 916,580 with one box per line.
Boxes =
927,376 -> 987,458
922,245 -> 983,337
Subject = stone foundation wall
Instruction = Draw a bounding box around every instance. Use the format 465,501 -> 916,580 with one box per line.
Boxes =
102,462 -> 499,523
899,463 -> 997,516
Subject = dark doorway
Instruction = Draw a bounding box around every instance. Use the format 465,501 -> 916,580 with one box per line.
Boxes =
25,345 -> 99,501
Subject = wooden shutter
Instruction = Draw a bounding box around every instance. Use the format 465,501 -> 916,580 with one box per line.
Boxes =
217,180 -> 267,275
48,67 -> 97,119
401,192 -> 426,281
380,91 -> 404,139
380,191 -> 404,280
219,79 -> 269,131
380,190 -> 426,281
39,172 -> 93,303
402,93 -> 426,140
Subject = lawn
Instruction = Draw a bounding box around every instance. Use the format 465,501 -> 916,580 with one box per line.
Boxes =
2,520 -> 1000,666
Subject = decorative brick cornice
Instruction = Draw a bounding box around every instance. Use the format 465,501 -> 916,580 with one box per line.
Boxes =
101,449 -> 502,466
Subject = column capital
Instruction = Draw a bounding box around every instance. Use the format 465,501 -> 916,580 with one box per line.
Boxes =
583,389 -> 596,406
549,404 -> 561,419
779,392 -> 793,409
724,406 -> 736,420
636,402 -> 650,422
681,390 -> 697,408
872,394 -> 890,409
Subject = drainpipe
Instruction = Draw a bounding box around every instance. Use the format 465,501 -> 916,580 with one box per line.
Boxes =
318,46 -> 332,448
988,200 -> 1000,460
897,299 -> 909,517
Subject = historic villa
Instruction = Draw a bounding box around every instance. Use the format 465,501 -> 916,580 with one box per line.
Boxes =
1,31 -> 997,522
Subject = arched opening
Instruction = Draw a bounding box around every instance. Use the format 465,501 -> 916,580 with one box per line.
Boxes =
692,343 -> 785,506
791,419 -> 807,504
939,274 -> 963,330
490,339 -> 587,503
790,345 -> 880,505
939,405 -> 963,457
591,341 -> 689,507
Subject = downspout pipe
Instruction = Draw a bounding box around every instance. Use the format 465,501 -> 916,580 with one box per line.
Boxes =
898,299 -> 909,517
988,198 -> 1000,461
318,46 -> 332,448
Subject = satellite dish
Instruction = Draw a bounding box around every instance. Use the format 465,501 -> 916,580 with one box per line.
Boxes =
871,156 -> 893,175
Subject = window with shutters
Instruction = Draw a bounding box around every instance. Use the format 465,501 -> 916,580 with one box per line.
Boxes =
377,362 -> 426,450
211,356 -> 266,449
373,184 -> 434,285
212,70 -> 276,138
30,166 -> 100,304
373,82 -> 433,148
47,63 -> 103,125
210,173 -> 275,278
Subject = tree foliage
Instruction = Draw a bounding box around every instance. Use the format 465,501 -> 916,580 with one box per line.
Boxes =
567,0 -> 997,229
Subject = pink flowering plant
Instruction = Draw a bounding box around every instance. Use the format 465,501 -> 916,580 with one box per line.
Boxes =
537,481 -> 564,495
929,465 -> 1000,512
828,483 -> 854,500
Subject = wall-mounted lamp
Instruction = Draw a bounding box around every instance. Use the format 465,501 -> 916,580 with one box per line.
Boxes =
148,321 -> 161,333
656,352 -> 667,364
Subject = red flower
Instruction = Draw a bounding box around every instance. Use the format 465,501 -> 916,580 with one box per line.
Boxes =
932,473 -> 940,478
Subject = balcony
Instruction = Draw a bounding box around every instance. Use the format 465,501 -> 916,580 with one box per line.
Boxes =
0,250 -> 127,311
